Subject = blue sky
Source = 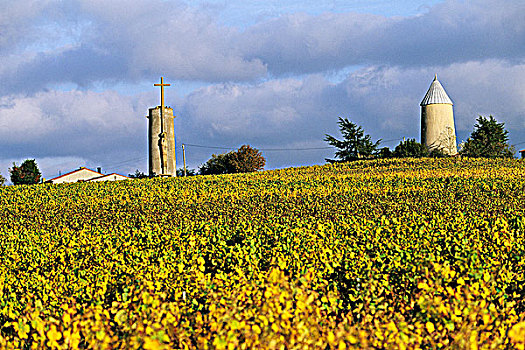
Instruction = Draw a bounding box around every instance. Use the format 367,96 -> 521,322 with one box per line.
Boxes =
189,0 -> 443,26
1,0 -> 524,180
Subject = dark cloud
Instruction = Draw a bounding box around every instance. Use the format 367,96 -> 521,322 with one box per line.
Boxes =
240,0 -> 525,75
1,46 -> 128,95
0,90 -> 147,163
2,0 -> 524,90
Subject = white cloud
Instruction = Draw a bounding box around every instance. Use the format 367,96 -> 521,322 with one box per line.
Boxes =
75,0 -> 267,81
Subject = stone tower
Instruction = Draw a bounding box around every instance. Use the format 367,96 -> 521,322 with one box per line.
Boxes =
148,77 -> 176,177
420,75 -> 457,155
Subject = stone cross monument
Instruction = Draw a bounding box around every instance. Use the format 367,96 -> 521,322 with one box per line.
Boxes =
420,75 -> 458,155
148,77 -> 177,177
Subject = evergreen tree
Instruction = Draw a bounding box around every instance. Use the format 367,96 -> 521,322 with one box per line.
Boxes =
460,115 -> 514,158
9,159 -> 42,185
324,117 -> 381,163
393,139 -> 428,158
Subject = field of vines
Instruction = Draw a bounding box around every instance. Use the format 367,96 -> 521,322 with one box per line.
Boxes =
1,158 -> 525,349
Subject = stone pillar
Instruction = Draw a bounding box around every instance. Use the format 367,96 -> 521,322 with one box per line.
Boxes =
148,106 -> 176,177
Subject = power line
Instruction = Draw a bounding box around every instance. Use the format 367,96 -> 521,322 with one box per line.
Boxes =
260,146 -> 333,151
182,143 -> 334,151
100,156 -> 147,171
381,138 -> 404,143
47,136 -> 525,178
182,143 -> 234,151
182,138 -> 410,152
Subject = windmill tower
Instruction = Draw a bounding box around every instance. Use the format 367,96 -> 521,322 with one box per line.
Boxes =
148,77 -> 176,177
420,75 -> 457,155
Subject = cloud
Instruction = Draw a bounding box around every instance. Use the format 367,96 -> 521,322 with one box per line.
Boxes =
1,59 -> 524,175
3,0 -> 524,92
0,89 -> 148,162
0,0 -> 269,94
178,60 -> 525,167
240,0 -> 525,75
0,1 -> 55,52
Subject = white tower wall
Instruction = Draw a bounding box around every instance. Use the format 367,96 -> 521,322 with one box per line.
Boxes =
421,104 -> 457,155
420,76 -> 458,155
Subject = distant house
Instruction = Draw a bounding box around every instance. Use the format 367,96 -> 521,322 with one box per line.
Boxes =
520,149 -> 525,159
88,173 -> 129,182
46,167 -> 129,184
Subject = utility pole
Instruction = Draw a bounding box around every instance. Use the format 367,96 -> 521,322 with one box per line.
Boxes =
182,143 -> 187,177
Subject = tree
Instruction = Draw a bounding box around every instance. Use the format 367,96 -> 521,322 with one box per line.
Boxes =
199,153 -> 233,175
176,168 -> 196,177
460,115 -> 514,158
428,148 -> 447,158
128,170 -> 148,179
324,117 -> 381,163
0,173 -> 6,186
430,126 -> 457,155
392,139 -> 428,158
9,159 -> 42,185
199,145 -> 266,175
228,145 -> 266,173
376,147 -> 392,159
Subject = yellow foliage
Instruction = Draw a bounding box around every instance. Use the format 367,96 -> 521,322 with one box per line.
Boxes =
0,158 -> 524,348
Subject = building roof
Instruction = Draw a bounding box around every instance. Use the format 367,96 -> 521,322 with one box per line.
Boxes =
420,75 -> 453,106
87,173 -> 130,182
47,167 -> 102,182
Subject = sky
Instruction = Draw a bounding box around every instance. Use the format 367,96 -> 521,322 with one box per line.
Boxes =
1,0 -> 525,181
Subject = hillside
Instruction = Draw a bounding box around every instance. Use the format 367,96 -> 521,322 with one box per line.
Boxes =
1,158 -> 524,348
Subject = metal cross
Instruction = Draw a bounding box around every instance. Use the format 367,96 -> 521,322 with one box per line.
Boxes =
154,77 -> 171,109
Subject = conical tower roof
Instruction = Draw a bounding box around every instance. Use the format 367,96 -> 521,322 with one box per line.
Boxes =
420,75 -> 453,106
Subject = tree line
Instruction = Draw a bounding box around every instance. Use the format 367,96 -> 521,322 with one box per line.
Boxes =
1,114 -> 518,185
129,144 -> 266,178
324,115 -> 515,162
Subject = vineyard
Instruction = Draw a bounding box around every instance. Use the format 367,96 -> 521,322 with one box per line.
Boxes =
1,158 -> 525,349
